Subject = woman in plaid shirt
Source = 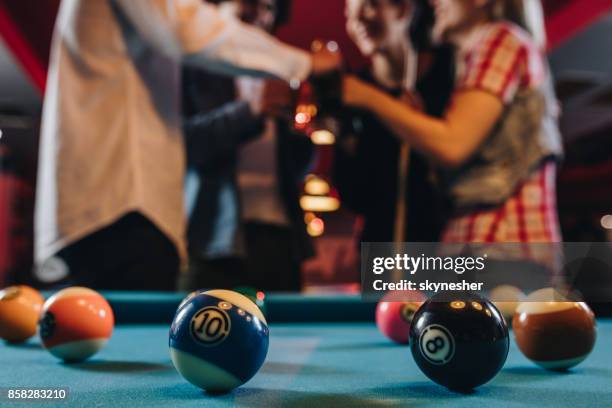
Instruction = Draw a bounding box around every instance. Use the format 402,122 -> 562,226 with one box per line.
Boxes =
342,0 -> 563,245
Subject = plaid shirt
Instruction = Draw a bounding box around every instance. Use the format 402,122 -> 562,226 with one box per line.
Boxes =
456,21 -> 544,104
442,161 -> 561,243
441,22 -> 562,245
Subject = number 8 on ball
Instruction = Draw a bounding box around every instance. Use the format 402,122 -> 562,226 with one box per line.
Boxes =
418,324 -> 455,365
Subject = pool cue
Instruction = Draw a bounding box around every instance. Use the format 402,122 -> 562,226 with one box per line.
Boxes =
390,45 -> 419,286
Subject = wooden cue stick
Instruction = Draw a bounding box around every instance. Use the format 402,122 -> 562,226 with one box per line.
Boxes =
394,142 -> 411,245
390,45 -> 418,285
391,142 -> 410,284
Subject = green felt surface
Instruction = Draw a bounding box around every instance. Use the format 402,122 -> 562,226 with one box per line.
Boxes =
2,320 -> 612,407
39,292 -> 378,324
94,292 -> 378,323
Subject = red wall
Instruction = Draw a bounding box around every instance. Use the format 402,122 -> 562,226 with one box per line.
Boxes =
1,0 -> 612,93
276,0 -> 366,71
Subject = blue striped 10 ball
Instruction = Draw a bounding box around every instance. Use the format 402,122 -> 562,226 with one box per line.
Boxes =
169,289 -> 269,392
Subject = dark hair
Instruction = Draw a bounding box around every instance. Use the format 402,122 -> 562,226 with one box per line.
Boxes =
274,0 -> 291,29
409,0 -> 436,51
206,0 -> 292,30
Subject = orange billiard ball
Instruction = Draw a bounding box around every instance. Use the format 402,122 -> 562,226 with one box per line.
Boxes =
513,288 -> 596,370
0,285 -> 45,343
39,287 -> 114,362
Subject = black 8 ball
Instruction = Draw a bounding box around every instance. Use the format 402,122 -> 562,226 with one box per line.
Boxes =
409,292 -> 509,391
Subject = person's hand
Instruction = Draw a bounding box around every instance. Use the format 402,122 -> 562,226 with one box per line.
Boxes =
236,77 -> 264,116
310,41 -> 342,75
260,79 -> 293,118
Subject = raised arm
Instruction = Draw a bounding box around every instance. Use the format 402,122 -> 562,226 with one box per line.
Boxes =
343,76 -> 503,168
183,100 -> 263,170
114,0 -> 337,82
342,26 -> 534,169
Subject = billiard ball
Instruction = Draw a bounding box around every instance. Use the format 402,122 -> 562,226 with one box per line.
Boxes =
513,288 -> 596,371
169,289 -> 269,393
409,292 -> 509,391
177,289 -> 206,313
0,285 -> 44,343
489,285 -> 525,325
39,287 -> 114,362
233,287 -> 267,318
375,291 -> 425,344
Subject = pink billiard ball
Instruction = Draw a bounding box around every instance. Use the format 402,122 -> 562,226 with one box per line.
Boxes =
376,292 -> 425,344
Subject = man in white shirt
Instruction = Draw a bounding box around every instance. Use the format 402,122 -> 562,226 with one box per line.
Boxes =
35,0 -> 339,289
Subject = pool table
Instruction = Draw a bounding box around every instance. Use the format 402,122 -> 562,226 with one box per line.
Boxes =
1,293 -> 612,407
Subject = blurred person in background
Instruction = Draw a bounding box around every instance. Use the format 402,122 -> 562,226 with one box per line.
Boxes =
342,0 -> 563,289
180,0 -> 315,292
35,0 -> 338,290
334,0 -> 454,245
342,0 -> 562,245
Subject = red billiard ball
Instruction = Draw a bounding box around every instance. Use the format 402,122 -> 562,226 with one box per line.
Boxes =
513,288 -> 596,371
39,287 -> 114,362
376,291 -> 425,344
0,285 -> 45,343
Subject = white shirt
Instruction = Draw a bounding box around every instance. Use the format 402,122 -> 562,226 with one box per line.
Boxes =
35,0 -> 310,266
235,77 -> 289,226
237,118 -> 290,226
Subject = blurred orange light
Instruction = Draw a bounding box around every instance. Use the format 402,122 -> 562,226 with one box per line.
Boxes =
450,301 -> 466,309
310,129 -> 335,145
307,105 -> 318,116
307,217 -> 325,237
304,211 -> 316,224
311,40 -> 324,52
295,112 -> 310,125
300,195 -> 340,212
304,175 -> 330,195
601,214 -> 612,229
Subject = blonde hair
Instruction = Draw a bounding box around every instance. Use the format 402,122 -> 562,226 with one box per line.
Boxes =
491,0 -> 547,49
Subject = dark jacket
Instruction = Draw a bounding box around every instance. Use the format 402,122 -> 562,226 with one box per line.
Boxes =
182,68 -> 314,262
333,47 -> 455,242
